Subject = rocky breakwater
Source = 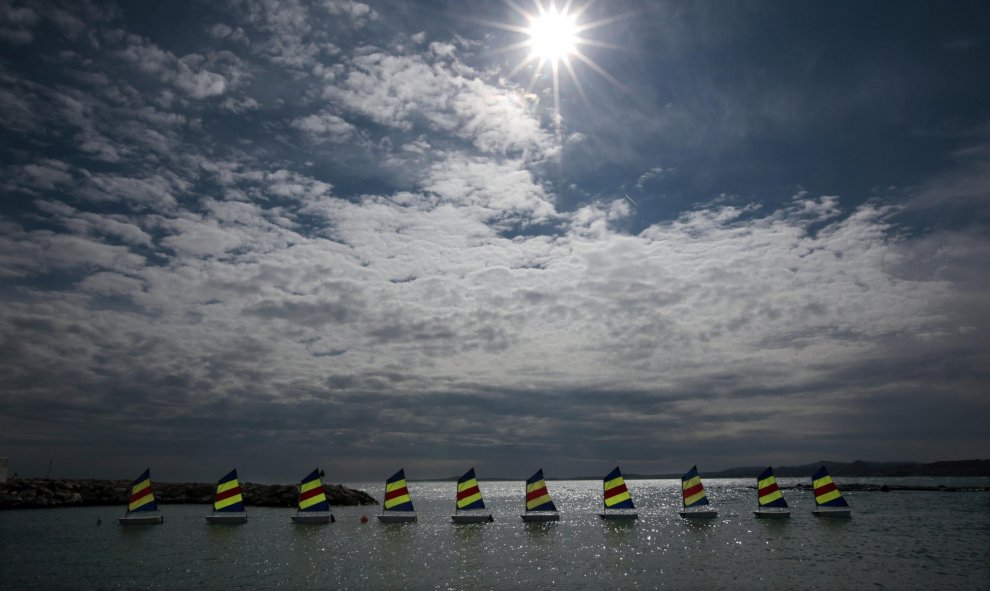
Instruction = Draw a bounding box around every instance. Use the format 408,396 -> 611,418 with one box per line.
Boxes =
0,478 -> 377,509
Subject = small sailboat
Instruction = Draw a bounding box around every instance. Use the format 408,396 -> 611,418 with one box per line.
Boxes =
291,468 -> 333,524
679,465 -> 718,519
118,468 -> 164,525
205,469 -> 247,524
521,469 -> 560,522
753,466 -> 790,518
451,468 -> 493,523
599,466 -> 638,520
378,468 -> 416,523
811,466 -> 851,517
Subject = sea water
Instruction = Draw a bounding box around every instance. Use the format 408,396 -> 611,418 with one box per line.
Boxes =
1,478 -> 988,590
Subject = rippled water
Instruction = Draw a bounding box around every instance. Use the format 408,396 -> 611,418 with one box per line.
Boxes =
2,478 -> 988,590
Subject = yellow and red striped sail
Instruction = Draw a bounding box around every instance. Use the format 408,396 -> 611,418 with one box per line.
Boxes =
757,466 -> 788,508
603,466 -> 635,509
213,469 -> 244,513
812,466 -> 849,508
383,469 -> 414,512
127,468 -> 158,513
525,469 -> 557,512
681,465 -> 710,508
298,468 -> 330,512
456,468 -> 486,510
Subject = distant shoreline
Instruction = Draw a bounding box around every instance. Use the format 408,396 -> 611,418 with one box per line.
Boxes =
423,458 -> 990,481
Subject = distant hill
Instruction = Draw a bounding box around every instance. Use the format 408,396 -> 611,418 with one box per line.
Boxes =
627,459 -> 990,479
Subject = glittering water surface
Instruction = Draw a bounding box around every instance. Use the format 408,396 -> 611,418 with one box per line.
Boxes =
2,478 -> 989,590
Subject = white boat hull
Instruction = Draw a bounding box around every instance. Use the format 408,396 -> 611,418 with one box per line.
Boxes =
813,508 -> 851,518
292,513 -> 333,524
754,509 -> 791,518
118,513 -> 164,525
378,513 -> 417,523
206,513 -> 247,524
680,509 -> 718,519
599,512 -> 638,520
522,512 -> 560,522
451,513 -> 494,523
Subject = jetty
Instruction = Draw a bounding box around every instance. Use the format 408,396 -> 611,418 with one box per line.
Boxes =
0,478 -> 376,510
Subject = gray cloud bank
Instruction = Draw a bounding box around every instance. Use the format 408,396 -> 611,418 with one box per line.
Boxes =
1,0 -> 988,482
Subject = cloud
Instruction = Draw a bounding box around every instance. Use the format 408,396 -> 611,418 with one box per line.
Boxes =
635,166 -> 674,190
291,110 -> 356,142
325,50 -> 555,157
0,3 -> 39,45
0,0 -> 987,480
116,33 -> 238,99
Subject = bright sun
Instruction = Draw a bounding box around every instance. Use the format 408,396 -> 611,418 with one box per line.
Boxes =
528,9 -> 577,63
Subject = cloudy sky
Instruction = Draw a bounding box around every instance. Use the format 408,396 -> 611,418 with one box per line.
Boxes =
2,0 -> 988,483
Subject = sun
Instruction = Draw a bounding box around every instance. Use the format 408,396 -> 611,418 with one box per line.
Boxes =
472,1 -> 627,138
527,8 -> 577,63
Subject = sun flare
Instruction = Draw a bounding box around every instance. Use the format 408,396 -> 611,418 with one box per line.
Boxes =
528,9 -> 577,63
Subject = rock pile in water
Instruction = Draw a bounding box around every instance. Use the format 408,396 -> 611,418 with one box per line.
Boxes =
0,478 -> 377,509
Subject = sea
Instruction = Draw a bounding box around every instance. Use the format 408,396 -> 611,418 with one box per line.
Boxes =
1,478 -> 988,590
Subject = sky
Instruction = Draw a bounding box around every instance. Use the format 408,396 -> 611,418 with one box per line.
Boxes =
1,0 -> 989,484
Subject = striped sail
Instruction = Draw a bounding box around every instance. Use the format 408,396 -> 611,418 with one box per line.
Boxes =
298,468 -> 330,512
525,469 -> 557,512
127,468 -> 158,513
456,468 -> 486,511
603,466 -> 635,509
383,469 -> 414,512
757,466 -> 788,508
213,469 -> 244,513
681,465 -> 710,508
812,466 -> 849,508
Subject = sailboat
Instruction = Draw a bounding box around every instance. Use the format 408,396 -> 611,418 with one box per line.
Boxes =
811,466 -> 851,517
118,468 -> 164,525
291,468 -> 333,524
679,465 -> 718,519
599,466 -> 638,520
451,468 -> 493,523
205,469 -> 247,524
521,469 -> 560,522
753,466 -> 790,518
378,468 -> 416,523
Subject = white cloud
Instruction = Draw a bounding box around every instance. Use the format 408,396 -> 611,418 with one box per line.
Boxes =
325,50 -> 555,157
291,110 -> 355,142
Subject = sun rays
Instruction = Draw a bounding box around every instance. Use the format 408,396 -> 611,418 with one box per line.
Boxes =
477,0 -> 628,139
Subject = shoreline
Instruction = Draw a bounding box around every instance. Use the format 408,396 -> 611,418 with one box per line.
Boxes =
0,478 -> 377,510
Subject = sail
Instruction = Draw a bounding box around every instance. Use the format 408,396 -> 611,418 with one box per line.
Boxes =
128,468 -> 158,513
298,468 -> 330,512
456,468 -> 486,511
213,469 -> 244,513
757,466 -> 788,508
525,469 -> 557,512
681,465 -> 710,508
812,466 -> 849,508
603,466 -> 635,509
383,469 -> 414,512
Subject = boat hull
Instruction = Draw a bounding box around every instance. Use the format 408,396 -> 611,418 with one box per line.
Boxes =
599,512 -> 638,520
522,513 -> 560,522
679,509 -> 718,519
451,513 -> 494,523
205,513 -> 247,524
812,508 -> 851,518
753,509 -> 791,518
118,514 -> 164,525
378,514 -> 417,523
292,513 -> 333,524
